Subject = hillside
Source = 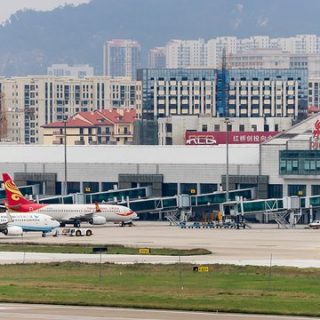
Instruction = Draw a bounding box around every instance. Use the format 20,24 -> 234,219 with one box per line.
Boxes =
0,0 -> 319,76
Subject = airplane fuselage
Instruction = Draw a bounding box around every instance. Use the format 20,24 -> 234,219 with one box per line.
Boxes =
7,203 -> 137,224
0,212 -> 60,233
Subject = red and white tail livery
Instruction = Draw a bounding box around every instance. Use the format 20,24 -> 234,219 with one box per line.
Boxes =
2,173 -> 138,226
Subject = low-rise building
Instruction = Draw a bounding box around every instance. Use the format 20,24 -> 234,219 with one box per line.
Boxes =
158,116 -> 292,145
42,108 -> 136,145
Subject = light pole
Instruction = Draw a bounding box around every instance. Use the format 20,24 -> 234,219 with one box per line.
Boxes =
224,118 -> 231,201
63,117 -> 68,196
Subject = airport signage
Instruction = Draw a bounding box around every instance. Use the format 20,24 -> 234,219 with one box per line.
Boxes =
185,131 -> 278,145
139,248 -> 151,255
311,119 -> 320,150
193,265 -> 209,272
92,247 -> 108,253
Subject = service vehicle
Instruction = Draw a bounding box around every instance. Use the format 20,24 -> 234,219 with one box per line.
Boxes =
61,227 -> 93,237
309,220 -> 320,229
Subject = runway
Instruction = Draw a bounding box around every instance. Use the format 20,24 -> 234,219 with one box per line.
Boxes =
0,304 -> 316,320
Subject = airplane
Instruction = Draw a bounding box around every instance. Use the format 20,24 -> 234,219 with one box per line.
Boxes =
0,210 -> 60,237
2,173 -> 138,227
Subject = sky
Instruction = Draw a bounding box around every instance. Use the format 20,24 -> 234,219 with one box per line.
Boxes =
0,0 -> 90,24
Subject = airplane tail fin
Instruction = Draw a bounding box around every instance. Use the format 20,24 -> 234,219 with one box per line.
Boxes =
2,173 -> 34,207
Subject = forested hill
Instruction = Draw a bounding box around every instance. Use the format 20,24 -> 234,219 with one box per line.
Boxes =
0,0 -> 319,76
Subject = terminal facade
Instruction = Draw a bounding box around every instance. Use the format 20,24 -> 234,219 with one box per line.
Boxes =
0,114 -> 320,204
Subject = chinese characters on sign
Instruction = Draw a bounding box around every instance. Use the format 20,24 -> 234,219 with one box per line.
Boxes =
312,119 -> 320,150
185,131 -> 278,145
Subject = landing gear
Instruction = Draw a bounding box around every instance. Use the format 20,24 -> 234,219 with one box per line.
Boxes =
120,221 -> 133,227
74,221 -> 81,228
42,232 -> 47,238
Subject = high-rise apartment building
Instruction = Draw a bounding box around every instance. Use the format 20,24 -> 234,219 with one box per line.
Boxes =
148,47 -> 166,68
165,39 -> 208,68
227,69 -> 308,118
164,34 -> 320,69
137,68 -> 308,119
137,69 -> 216,119
103,39 -> 141,79
0,76 -> 142,144
308,78 -> 320,109
228,69 -> 307,118
229,49 -> 320,78
229,49 -> 291,69
47,64 -> 94,78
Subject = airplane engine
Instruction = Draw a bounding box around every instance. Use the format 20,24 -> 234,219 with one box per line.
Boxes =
89,216 -> 107,225
3,226 -> 23,236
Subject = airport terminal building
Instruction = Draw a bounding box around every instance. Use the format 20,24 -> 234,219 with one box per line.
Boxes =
0,114 -> 320,202
0,144 -> 259,198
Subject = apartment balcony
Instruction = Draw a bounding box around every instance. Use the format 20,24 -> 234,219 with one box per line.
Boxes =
75,140 -> 85,145
251,108 -> 259,114
52,140 -> 62,145
53,130 -> 63,135
114,132 -> 133,137
97,132 -> 112,137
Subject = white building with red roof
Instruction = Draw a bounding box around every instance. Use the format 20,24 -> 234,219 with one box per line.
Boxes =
42,108 -> 136,145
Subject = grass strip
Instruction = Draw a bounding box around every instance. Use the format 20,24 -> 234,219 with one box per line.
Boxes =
0,243 -> 210,256
0,263 -> 319,317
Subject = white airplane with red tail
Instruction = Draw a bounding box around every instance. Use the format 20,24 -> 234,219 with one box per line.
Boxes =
2,173 -> 138,227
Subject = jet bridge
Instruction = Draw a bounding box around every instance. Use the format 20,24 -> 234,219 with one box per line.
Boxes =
221,195 -> 320,228
38,186 -> 151,204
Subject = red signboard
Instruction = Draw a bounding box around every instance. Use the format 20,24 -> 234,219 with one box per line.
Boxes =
312,119 -> 320,149
185,131 -> 278,145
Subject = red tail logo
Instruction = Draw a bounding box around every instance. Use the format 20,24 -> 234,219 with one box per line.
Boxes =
2,173 -> 34,207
